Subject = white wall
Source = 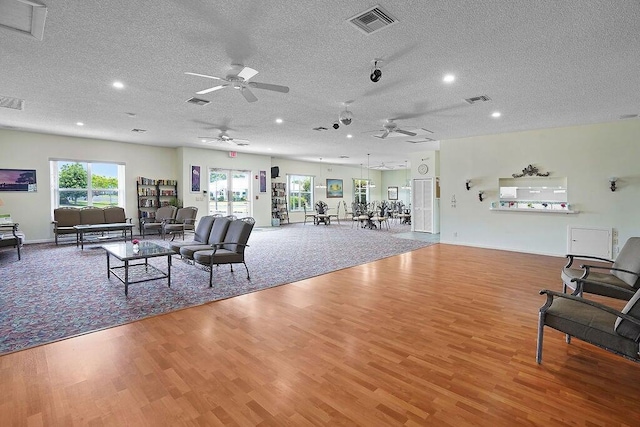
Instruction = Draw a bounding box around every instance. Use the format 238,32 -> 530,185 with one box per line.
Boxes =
439,120 -> 640,256
0,129 -> 177,242
270,157 -> 383,222
177,147 -> 273,227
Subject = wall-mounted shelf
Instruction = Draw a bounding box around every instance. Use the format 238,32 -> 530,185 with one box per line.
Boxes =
490,207 -> 578,214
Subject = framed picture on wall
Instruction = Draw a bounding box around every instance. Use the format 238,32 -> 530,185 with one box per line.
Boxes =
259,170 -> 267,193
0,168 -> 37,192
326,179 -> 343,198
387,186 -> 398,200
191,165 -> 201,193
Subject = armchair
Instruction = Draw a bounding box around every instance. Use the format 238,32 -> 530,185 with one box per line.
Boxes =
303,204 -> 316,225
140,205 -> 177,238
162,206 -> 198,240
537,289 -> 640,363
168,215 -> 217,254
0,223 -> 22,260
192,217 -> 255,286
561,237 -> 640,300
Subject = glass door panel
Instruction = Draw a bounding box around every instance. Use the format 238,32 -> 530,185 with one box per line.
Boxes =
208,169 -> 251,218
209,170 -> 229,216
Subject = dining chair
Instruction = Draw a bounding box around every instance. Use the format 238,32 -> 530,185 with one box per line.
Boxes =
303,204 -> 316,225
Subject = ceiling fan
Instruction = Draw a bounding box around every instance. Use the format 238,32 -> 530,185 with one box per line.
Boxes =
199,131 -> 249,146
369,161 -> 395,170
185,64 -> 289,103
373,119 -> 417,139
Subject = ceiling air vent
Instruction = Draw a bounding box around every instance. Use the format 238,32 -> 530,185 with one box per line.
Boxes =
186,97 -> 210,106
0,95 -> 25,110
619,114 -> 638,120
0,0 -> 48,40
131,128 -> 147,133
347,5 -> 397,35
313,126 -> 328,131
464,95 -> 491,105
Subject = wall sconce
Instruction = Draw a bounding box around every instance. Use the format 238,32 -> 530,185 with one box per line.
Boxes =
465,179 -> 471,191
610,177 -> 617,192
478,191 -> 484,202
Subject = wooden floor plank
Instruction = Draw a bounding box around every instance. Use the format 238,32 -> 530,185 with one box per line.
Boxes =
1,244 -> 640,426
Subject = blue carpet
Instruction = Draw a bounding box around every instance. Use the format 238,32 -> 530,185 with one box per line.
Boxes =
0,223 -> 434,354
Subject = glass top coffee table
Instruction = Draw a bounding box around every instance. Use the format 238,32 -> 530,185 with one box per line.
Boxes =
102,241 -> 176,296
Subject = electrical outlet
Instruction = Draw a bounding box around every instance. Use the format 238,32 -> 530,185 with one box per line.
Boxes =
613,229 -> 619,238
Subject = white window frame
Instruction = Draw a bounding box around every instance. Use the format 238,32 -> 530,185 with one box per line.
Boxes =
50,160 -> 125,212
288,174 -> 314,212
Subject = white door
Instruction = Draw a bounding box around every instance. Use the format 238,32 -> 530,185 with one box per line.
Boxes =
412,178 -> 433,232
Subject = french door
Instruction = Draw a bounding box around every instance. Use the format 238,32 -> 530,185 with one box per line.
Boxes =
208,168 -> 251,218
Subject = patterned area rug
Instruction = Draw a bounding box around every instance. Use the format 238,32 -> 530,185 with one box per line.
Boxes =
0,223 -> 434,354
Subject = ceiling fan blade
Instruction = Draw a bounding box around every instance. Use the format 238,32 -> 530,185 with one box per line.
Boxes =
185,72 -> 223,80
248,82 -> 290,93
196,84 -> 228,95
240,87 -> 258,102
237,66 -> 258,81
395,129 -> 417,137
380,130 -> 390,139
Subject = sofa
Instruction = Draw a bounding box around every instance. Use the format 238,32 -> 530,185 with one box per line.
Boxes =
52,206 -> 131,245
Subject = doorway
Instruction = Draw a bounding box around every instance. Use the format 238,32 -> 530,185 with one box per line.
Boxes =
208,168 -> 251,218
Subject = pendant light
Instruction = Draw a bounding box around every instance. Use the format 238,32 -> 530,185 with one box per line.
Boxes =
367,153 -> 376,188
401,160 -> 411,190
315,158 -> 327,189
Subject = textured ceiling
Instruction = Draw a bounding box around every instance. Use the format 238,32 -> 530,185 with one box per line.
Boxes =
1,0 -> 639,168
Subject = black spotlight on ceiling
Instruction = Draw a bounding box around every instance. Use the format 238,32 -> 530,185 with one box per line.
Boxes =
333,122 -> 340,129
370,59 -> 382,82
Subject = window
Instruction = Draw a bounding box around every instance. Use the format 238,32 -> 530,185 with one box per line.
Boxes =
354,179 -> 370,204
288,174 -> 313,211
50,160 -> 125,209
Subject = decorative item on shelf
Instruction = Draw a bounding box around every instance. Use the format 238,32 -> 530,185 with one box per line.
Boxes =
560,203 -> 566,208
610,177 -> 617,192
527,203 -> 534,208
542,203 -> 549,208
478,191 -> 484,202
511,164 -> 550,178
132,239 -> 139,253
465,179 -> 471,191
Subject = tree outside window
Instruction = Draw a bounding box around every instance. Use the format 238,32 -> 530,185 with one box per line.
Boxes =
52,161 -> 123,208
288,174 -> 312,211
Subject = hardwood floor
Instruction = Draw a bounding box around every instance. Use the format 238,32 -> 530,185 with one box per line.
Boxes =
1,244 -> 639,426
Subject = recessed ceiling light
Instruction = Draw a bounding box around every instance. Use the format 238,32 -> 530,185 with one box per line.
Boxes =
275,118 -> 283,124
443,74 -> 455,83
76,122 -> 84,126
347,134 -> 353,138
112,81 -> 124,89
491,111 -> 501,118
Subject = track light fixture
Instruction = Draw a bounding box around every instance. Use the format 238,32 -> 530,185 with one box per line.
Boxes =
465,179 -> 472,191
610,177 -> 618,192
478,191 -> 484,202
